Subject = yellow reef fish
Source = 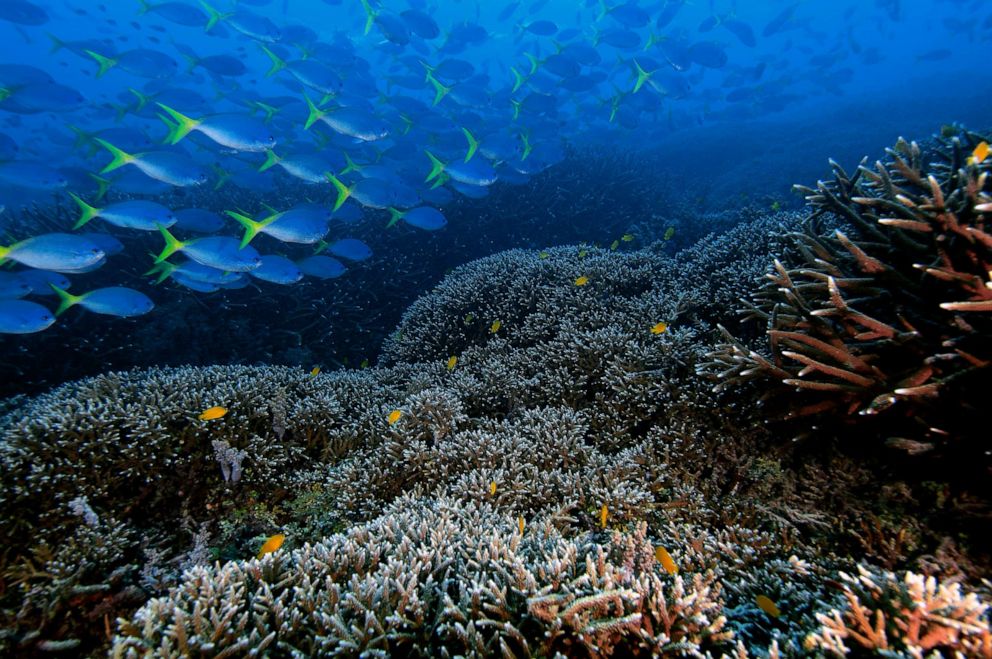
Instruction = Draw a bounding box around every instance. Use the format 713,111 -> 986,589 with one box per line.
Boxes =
600,503 -> 608,528
257,533 -> 285,559
464,312 -> 475,324
973,141 -> 989,164
621,234 -> 634,242
610,240 -> 619,251
575,275 -> 588,286
578,249 -> 588,258
538,251 -> 549,259
771,200 -> 782,212
490,480 -> 497,496
387,409 -> 402,425
490,319 -> 501,333
651,321 -> 668,335
518,515 -> 525,534
655,545 -> 678,575
663,227 -> 675,240
447,356 -> 457,371
755,594 -> 780,618
199,405 -> 227,421
360,359 -> 369,369
309,366 -> 320,377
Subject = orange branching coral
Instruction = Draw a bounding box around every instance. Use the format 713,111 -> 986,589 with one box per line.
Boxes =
805,564 -> 992,657
700,129 -> 992,463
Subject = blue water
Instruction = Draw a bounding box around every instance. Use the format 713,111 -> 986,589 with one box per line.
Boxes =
0,0 -> 988,392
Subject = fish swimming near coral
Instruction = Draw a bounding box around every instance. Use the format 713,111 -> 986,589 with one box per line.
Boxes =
0,299 -> 55,334
575,275 -> 589,286
0,233 -> 105,273
51,285 -> 154,317
387,409 -> 402,425
755,594 -> 780,617
655,545 -> 678,574
257,533 -> 285,559
651,322 -> 668,335
447,356 -> 458,371
69,193 -> 176,231
199,405 -> 227,420
972,141 -> 989,164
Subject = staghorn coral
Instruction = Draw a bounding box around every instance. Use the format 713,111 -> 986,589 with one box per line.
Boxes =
0,214 -> 795,654
380,211 -> 801,370
700,130 -> 992,468
3,170 -> 991,657
0,363 -> 409,653
805,564 -> 992,657
111,497 -> 735,658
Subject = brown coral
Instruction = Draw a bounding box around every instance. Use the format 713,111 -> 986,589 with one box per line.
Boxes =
701,131 -> 992,470
805,564 -> 992,657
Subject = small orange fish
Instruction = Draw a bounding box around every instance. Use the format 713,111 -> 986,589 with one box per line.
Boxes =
655,546 -> 678,575
575,275 -> 589,286
447,356 -> 458,371
755,594 -> 780,618
518,515 -> 525,534
199,406 -> 227,421
973,141 -> 989,164
651,322 -> 668,335
490,319 -> 501,333
309,366 -> 321,377
600,503 -> 608,528
387,409 -> 402,425
257,533 -> 285,559
490,480 -> 497,496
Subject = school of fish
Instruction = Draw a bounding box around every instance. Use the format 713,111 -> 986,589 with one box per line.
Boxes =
0,0 -> 985,333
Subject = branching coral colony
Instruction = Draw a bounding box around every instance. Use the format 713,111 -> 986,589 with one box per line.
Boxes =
701,130 -> 992,481
2,130 -> 992,657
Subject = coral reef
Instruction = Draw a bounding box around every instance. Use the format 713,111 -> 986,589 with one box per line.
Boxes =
2,130 -> 991,656
112,499 -> 734,657
0,148 -> 744,400
700,131 -> 991,466
697,130 -> 992,581
806,565 -> 991,657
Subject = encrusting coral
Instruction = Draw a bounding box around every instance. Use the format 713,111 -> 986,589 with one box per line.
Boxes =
2,128 -> 991,657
